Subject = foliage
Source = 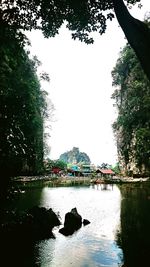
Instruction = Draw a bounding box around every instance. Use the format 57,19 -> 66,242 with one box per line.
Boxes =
0,0 -> 141,44
0,24 -> 49,176
59,147 -> 91,164
44,159 -> 67,172
112,43 -> 150,175
111,163 -> 121,174
54,160 -> 67,170
1,0 -> 150,82
98,163 -> 111,169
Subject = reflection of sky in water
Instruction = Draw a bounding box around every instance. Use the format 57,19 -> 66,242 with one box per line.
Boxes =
36,185 -> 123,266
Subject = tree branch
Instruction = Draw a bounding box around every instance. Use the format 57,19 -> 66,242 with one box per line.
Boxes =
112,0 -> 150,81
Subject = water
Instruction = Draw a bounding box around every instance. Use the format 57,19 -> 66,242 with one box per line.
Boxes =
2,183 -> 150,266
36,184 -> 122,267
118,183 -> 150,267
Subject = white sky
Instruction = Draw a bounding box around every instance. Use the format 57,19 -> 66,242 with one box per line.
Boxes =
27,0 -> 149,166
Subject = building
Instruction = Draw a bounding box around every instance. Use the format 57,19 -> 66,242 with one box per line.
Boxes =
96,169 -> 115,179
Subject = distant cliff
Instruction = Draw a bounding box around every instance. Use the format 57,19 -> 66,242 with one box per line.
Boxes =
59,147 -> 91,164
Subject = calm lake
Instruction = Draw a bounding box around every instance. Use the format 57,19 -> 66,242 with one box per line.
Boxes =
2,182 -> 150,267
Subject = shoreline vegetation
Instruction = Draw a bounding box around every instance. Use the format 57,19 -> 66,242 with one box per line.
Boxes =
12,175 -> 150,188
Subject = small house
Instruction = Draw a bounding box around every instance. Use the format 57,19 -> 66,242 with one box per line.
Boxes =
96,169 -> 115,179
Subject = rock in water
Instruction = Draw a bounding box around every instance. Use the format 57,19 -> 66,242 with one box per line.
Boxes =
83,219 -> 90,226
59,207 -> 82,236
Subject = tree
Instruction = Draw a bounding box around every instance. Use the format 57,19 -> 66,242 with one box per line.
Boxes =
112,43 -> 150,176
111,163 -> 121,174
44,159 -> 67,173
53,160 -> 67,170
98,163 -> 111,169
0,0 -> 150,81
112,0 -> 150,82
0,24 -> 50,182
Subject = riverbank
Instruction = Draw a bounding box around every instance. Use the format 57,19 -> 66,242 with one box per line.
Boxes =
12,175 -> 150,188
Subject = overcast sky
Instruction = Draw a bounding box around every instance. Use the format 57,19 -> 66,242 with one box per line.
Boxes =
27,0 -> 149,166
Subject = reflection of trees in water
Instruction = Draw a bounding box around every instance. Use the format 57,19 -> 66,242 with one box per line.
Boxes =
1,237 -> 37,267
1,187 -> 44,266
117,183 -> 150,267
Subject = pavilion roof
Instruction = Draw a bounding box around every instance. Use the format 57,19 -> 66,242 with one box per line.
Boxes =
97,169 -> 115,174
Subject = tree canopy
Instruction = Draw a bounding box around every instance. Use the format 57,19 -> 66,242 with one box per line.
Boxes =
1,0 -> 150,80
0,25 -> 50,179
0,0 -> 141,42
44,159 -> 67,173
112,43 -> 150,176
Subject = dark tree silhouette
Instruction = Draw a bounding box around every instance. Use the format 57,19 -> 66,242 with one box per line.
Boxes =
113,0 -> 150,83
0,25 -> 48,193
0,0 -> 150,80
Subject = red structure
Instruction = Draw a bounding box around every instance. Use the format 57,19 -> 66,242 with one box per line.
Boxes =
96,169 -> 115,178
51,167 -> 61,174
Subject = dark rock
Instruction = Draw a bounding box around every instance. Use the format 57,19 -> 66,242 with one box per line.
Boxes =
25,206 -> 61,239
28,206 -> 60,229
59,207 -> 82,236
0,206 -> 61,241
83,219 -> 90,226
64,207 -> 82,229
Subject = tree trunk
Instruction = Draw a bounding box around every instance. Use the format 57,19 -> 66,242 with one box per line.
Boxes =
112,0 -> 150,81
